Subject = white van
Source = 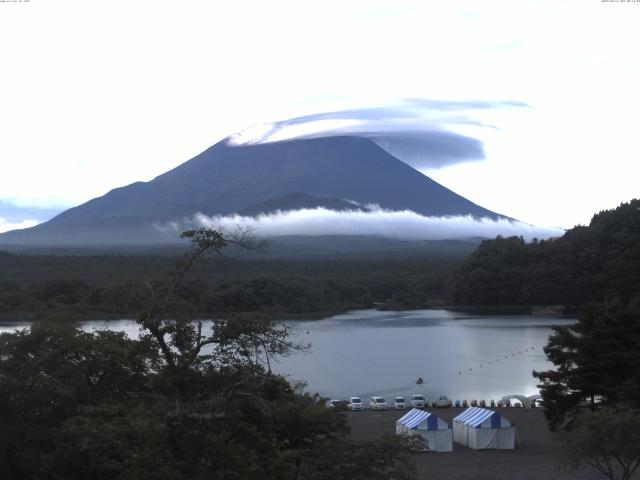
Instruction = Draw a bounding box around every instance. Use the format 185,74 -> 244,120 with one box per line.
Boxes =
410,394 -> 426,408
369,396 -> 388,410
394,396 -> 406,410
348,397 -> 364,411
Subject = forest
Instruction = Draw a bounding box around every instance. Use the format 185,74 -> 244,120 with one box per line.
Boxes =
0,253 -> 454,321
449,199 -> 640,310
2,200 -> 639,323
2,200 -> 640,322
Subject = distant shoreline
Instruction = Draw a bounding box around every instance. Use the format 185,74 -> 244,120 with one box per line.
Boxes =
0,304 -> 578,326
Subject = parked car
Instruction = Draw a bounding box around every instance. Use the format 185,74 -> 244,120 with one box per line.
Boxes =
436,395 -> 450,408
394,396 -> 406,409
348,397 -> 364,411
410,394 -> 426,408
369,396 -> 388,410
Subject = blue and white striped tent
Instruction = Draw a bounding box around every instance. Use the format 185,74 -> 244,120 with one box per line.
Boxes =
396,409 -> 452,452
453,407 -> 515,450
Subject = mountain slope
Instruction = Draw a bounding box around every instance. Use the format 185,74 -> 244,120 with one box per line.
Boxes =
237,193 -> 367,217
0,136 -> 506,245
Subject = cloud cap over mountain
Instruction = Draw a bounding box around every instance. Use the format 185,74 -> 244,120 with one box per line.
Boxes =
229,98 -> 529,169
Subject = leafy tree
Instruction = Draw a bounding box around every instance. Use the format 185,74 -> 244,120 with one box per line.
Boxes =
0,322 -> 150,479
557,407 -> 640,480
534,304 -> 640,430
0,228 -> 417,479
448,199 -> 640,308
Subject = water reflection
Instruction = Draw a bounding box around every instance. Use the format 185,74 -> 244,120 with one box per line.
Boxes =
277,309 -> 574,402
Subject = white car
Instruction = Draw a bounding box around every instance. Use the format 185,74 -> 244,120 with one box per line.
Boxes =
394,396 -> 406,409
410,394 -> 426,408
348,397 -> 364,411
436,395 -> 450,408
369,396 -> 388,410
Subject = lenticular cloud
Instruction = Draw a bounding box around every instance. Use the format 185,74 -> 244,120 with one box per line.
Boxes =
226,99 -> 529,170
158,207 -> 563,242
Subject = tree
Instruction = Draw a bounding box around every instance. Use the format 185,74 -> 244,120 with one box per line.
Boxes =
124,227 -> 267,372
448,199 -> 640,308
534,304 -> 640,430
0,321 -> 150,479
557,407 -> 640,480
0,227 -> 417,479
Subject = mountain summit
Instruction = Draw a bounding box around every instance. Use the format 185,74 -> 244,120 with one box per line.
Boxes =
0,136 -> 505,246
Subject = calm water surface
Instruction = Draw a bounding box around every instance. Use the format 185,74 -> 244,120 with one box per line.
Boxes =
276,309 -> 575,402
0,309 -> 574,402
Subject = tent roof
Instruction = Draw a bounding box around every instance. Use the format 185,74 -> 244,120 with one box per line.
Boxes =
454,407 -> 511,428
454,407 -> 488,425
397,408 -> 430,429
397,408 -> 449,430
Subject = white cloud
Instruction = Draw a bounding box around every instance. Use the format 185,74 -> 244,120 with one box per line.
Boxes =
157,207 -> 563,242
0,218 -> 39,234
225,100 -> 520,169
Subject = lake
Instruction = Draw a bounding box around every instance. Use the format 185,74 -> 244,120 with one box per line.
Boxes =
0,309 -> 574,403
276,309 -> 575,402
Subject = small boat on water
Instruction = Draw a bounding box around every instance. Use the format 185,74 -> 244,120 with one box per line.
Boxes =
416,377 -> 424,384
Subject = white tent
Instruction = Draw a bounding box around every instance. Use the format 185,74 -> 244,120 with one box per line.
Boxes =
453,407 -> 516,450
395,408 -> 453,452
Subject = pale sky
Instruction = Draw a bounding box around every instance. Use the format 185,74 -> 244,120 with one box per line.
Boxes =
1,0 -> 639,233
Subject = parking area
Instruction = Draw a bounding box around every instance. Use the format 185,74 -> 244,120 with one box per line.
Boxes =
346,408 -> 602,480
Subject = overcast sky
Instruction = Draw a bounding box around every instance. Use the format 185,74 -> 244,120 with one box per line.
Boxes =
1,0 -> 639,233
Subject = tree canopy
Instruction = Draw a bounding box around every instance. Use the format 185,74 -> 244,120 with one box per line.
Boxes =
526,201 -> 640,479
448,199 -> 640,308
557,407 -> 640,480
0,228 -> 416,480
534,304 -> 640,431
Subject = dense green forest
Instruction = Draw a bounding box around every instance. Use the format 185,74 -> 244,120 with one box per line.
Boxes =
435,199 -> 640,471
449,199 -> 640,309
0,253 -> 454,321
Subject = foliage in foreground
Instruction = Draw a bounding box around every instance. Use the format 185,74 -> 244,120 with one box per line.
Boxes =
0,229 -> 416,480
557,407 -> 640,480
534,304 -> 640,431
536,304 -> 640,480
